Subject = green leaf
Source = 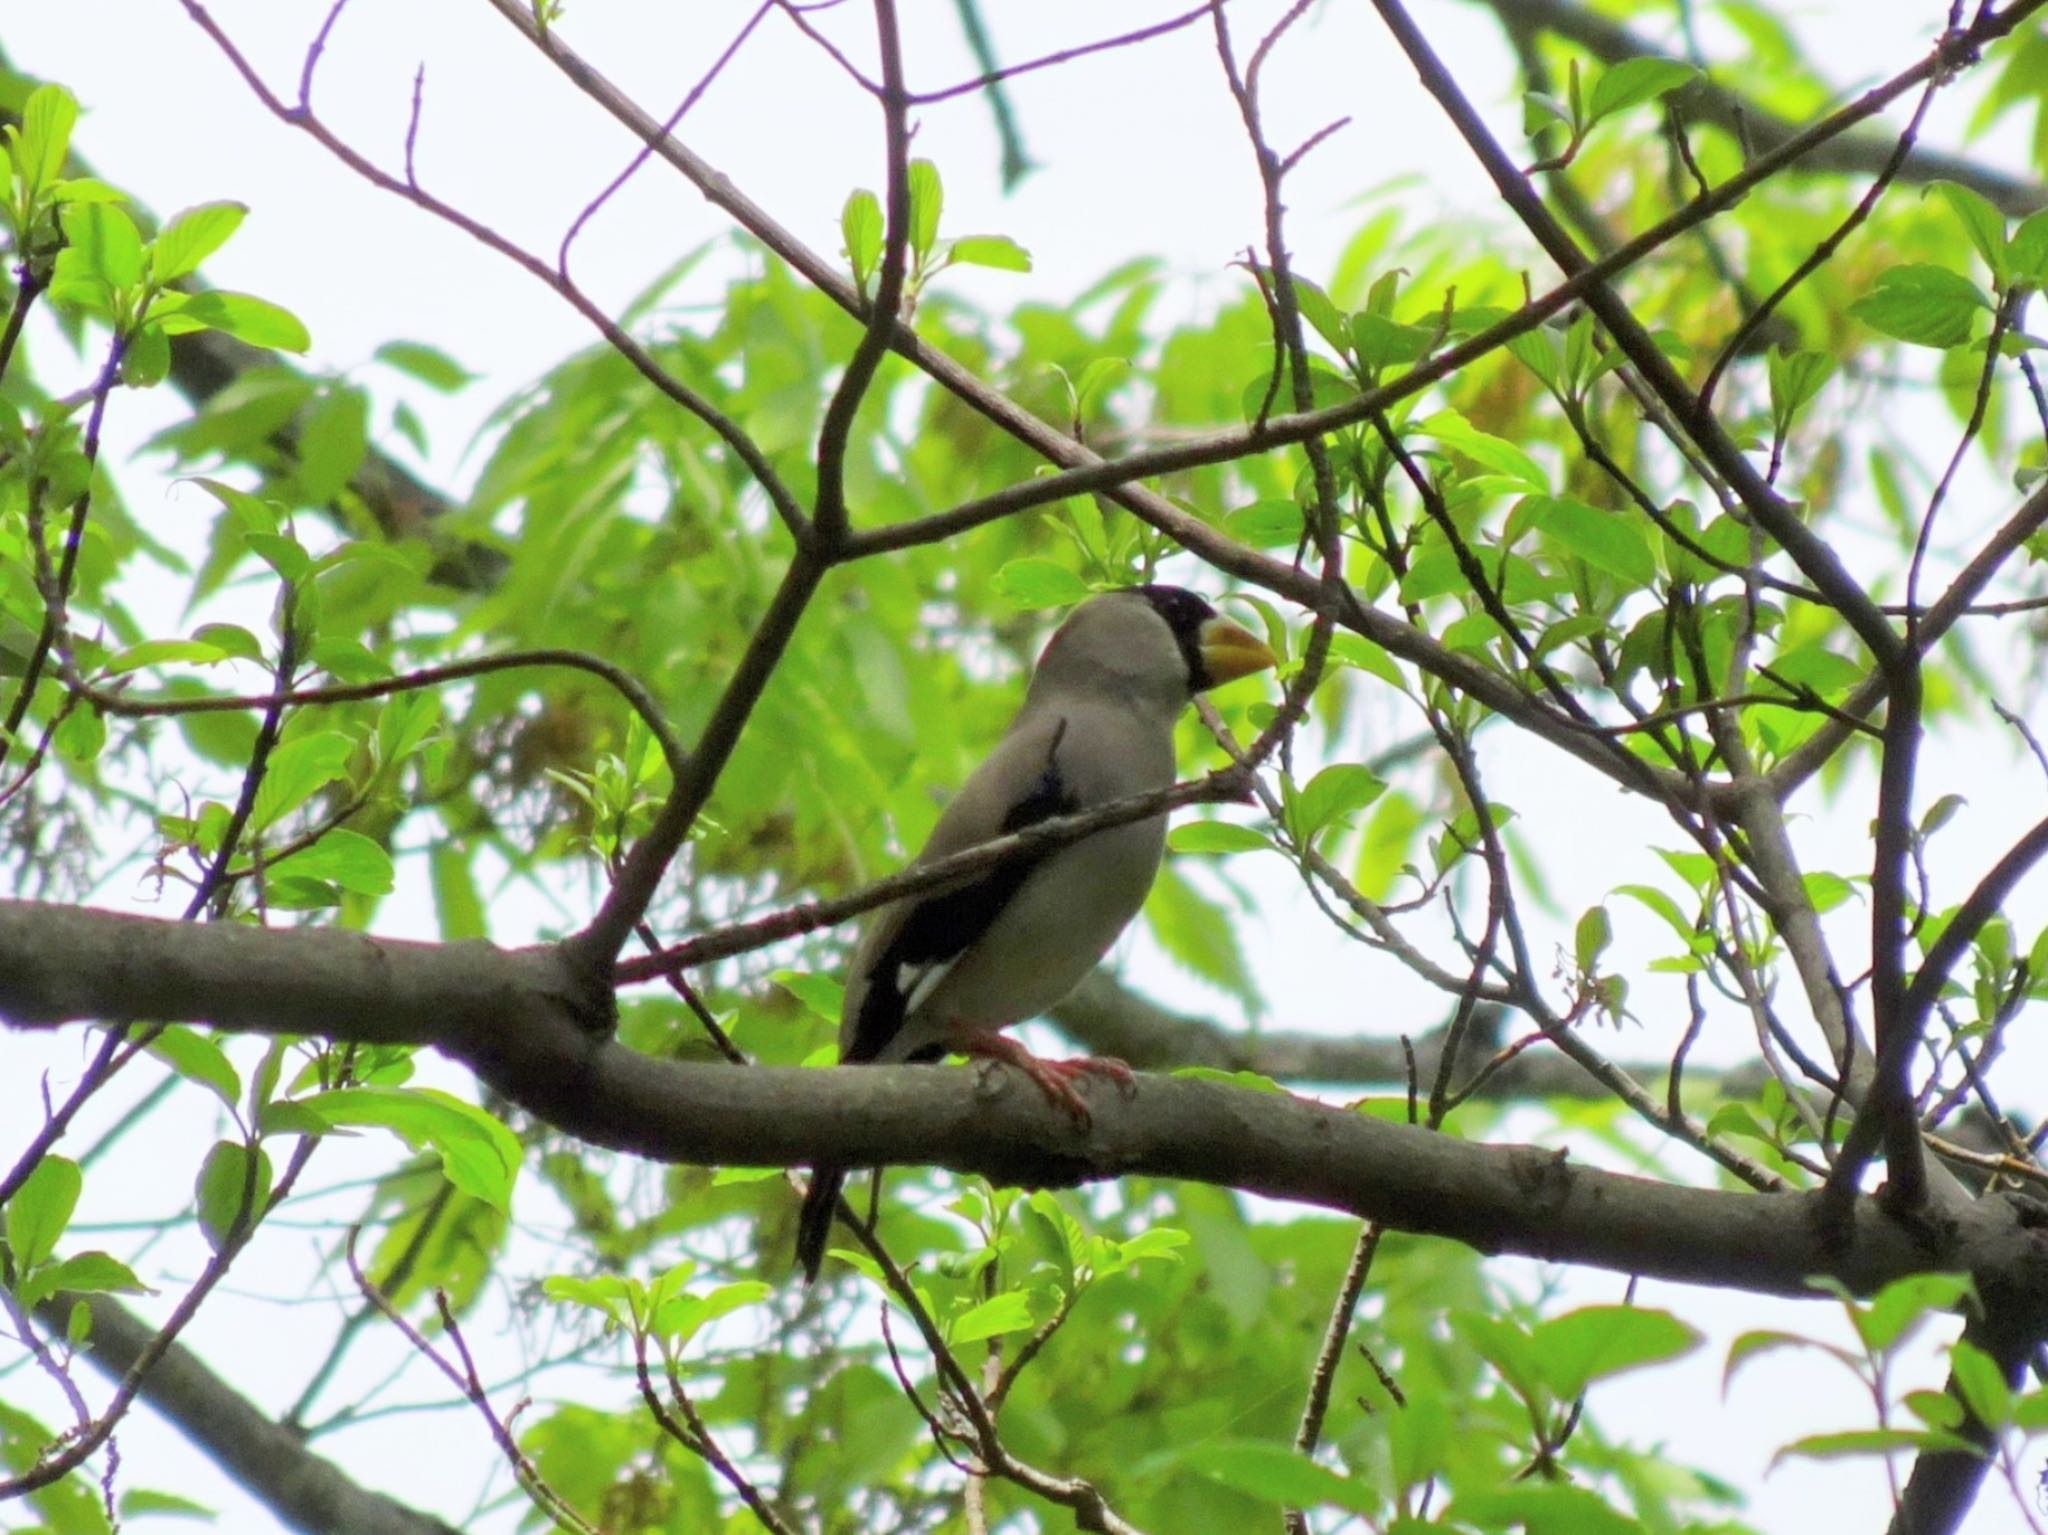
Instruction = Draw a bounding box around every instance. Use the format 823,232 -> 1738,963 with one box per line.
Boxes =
1072,357 -> 1128,418
1167,821 -> 1272,855
6,1155 -> 82,1272
906,158 -> 943,261
1724,1328 -> 1854,1391
1921,793 -> 1967,837
2010,208 -> 2048,286
102,638 -> 233,676
250,731 -> 355,830
309,638 -> 389,684
1854,1271 -> 1974,1352
190,623 -> 266,664
1772,1427 -> 1970,1465
841,188 -> 882,293
1587,57 -> 1699,122
1931,181 -> 2007,282
1450,1484 -> 1645,1535
1181,1441 -> 1376,1515
374,340 -> 474,392
176,290 -> 312,352
53,706 -> 107,766
150,201 -> 248,283
947,1289 -> 1034,1345
948,234 -> 1032,273
22,1250 -> 148,1307
147,1027 -> 242,1112
1224,498 -> 1305,548
993,557 -> 1090,610
1506,327 -> 1562,390
118,1488 -> 216,1521
1115,1226 -> 1191,1266
1420,409 -> 1548,492
267,828 -> 394,895
1767,348 -> 1836,434
294,386 -> 370,504
60,201 -> 146,288
1529,495 -> 1657,587
775,969 -> 844,1021
1354,788 -> 1423,902
123,324 -> 171,388
710,1165 -> 783,1186
50,177 -> 128,207
652,1278 -> 771,1345
1905,1388 -> 1966,1431
1948,1340 -> 2012,1428
2016,1386 -> 2048,1430
1026,1188 -> 1088,1271
1614,882 -> 1695,941
16,84 -> 80,198
195,1141 -> 271,1252
1290,277 -> 1348,351
246,532 -> 312,583
1348,311 -> 1434,371
1527,1305 -> 1699,1399
1849,265 -> 1988,349
1452,1310 -> 1546,1403
1523,90 -> 1573,133
543,1272 -> 632,1325
290,1086 -> 522,1210
1573,905 -> 1612,971
1288,763 -> 1386,843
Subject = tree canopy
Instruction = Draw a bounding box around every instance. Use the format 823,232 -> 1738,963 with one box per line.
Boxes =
4,2 -> 2048,1533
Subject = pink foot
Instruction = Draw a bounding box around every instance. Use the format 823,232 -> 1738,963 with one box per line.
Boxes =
951,1030 -> 1133,1123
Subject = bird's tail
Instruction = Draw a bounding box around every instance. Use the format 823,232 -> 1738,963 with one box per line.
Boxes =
794,1166 -> 846,1282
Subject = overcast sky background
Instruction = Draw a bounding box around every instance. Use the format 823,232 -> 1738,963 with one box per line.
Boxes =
4,1 -> 2047,1531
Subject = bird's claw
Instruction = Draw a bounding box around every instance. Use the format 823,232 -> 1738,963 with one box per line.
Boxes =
953,1031 -> 1133,1125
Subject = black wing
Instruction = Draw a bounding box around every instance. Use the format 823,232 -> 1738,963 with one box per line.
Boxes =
844,720 -> 1075,1063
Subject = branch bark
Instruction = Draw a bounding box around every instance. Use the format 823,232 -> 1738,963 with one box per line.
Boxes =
5,898 -> 2046,1306
38,1292 -> 463,1535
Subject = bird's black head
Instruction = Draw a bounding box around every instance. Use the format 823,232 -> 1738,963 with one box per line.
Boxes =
1130,584 -> 1222,690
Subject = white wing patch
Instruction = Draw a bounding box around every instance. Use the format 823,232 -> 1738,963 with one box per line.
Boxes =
899,955 -> 956,1019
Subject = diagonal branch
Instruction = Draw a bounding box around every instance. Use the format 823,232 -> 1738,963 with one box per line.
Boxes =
483,0 -> 2005,813
577,551 -> 827,963
1472,0 -> 2043,214
613,764 -> 1253,983
1363,0 -> 1967,674
36,1292 -> 462,1535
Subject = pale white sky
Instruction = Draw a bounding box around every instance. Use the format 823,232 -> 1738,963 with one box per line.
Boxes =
4,2 -> 2046,1532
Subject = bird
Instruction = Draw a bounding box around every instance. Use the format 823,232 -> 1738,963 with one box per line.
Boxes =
795,584 -> 1278,1280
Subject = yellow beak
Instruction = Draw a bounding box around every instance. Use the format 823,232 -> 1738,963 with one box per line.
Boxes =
1197,614 -> 1280,689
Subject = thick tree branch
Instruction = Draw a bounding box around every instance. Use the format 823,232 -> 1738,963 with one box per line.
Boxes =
5,899 -> 2046,1305
37,1292 -> 461,1535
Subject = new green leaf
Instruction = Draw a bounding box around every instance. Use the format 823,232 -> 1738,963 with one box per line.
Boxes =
6,1155 -> 82,1273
